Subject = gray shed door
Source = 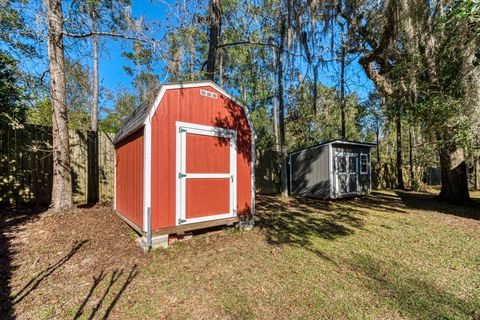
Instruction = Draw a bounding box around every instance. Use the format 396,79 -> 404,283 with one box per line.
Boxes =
335,153 -> 358,195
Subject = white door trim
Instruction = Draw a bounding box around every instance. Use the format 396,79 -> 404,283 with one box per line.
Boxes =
175,121 -> 237,226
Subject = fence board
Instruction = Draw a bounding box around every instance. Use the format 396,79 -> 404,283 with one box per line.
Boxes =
0,124 -> 115,205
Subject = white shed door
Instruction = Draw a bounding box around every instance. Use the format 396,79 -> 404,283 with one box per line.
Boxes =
176,122 -> 237,225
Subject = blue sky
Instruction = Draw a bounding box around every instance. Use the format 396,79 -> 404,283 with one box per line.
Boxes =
13,0 -> 374,113
96,0 -> 171,93
93,0 -> 373,107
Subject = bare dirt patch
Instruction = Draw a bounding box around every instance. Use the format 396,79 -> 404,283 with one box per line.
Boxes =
1,204 -> 146,319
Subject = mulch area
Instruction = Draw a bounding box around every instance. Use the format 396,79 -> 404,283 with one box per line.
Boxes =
0,204 -> 146,319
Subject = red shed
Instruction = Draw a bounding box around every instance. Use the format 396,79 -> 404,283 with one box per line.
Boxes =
113,81 -> 256,247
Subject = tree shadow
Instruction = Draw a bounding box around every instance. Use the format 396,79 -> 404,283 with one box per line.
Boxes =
255,195 -> 365,261
255,149 -> 280,195
87,131 -> 99,204
345,253 -> 480,319
0,125 -> 53,205
211,98 -> 253,221
335,191 -> 410,215
212,99 -> 253,164
73,265 -> 138,320
12,239 -> 88,305
71,130 -> 90,204
393,190 -> 480,220
0,205 -> 48,319
0,124 -> 110,206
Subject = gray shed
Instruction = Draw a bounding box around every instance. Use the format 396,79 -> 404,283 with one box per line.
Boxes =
288,140 -> 376,199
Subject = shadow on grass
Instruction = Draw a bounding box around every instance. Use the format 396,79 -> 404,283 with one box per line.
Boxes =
393,190 -> 480,220
336,190 -> 480,222
347,253 -> 480,319
343,191 -> 410,215
256,195 -> 365,260
73,265 -> 138,320
0,205 -> 48,320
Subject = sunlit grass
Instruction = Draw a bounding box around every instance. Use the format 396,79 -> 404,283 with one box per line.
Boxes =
119,191 -> 480,319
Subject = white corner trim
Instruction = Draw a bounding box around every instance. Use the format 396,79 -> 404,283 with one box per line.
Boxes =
328,144 -> 333,198
143,120 -> 152,232
113,147 -> 117,210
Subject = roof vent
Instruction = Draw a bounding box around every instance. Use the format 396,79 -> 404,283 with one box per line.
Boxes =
200,89 -> 218,99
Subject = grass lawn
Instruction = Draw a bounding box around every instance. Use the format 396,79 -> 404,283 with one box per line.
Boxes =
1,190 -> 480,319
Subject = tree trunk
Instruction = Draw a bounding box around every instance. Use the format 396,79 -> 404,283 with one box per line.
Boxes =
475,155 -> 479,190
278,16 -> 288,198
409,125 -> 414,188
218,49 -> 224,86
339,25 -> 346,140
251,62 -> 257,111
396,108 -> 405,189
272,48 -> 280,153
438,145 -> 470,203
89,10 -> 100,203
47,0 -> 73,212
189,34 -> 195,81
313,63 -> 318,117
206,0 -> 221,81
91,15 -> 99,132
375,120 -> 380,164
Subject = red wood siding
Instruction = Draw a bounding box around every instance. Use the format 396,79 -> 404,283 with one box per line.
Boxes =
115,128 -> 144,228
151,87 -> 252,230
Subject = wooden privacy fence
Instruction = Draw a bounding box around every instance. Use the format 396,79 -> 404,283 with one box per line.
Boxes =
256,149 -> 280,194
0,124 -> 115,205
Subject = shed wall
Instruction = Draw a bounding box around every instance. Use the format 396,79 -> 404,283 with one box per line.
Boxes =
150,87 -> 252,230
289,146 -> 330,198
115,128 -> 144,228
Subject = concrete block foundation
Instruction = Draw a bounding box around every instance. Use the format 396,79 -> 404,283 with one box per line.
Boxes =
137,234 -> 169,251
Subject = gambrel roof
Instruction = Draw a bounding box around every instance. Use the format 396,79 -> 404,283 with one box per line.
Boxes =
113,81 -> 255,144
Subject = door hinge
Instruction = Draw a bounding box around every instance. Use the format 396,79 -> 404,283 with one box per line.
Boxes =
178,173 -> 187,179
179,127 -> 186,133
178,218 -> 186,224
